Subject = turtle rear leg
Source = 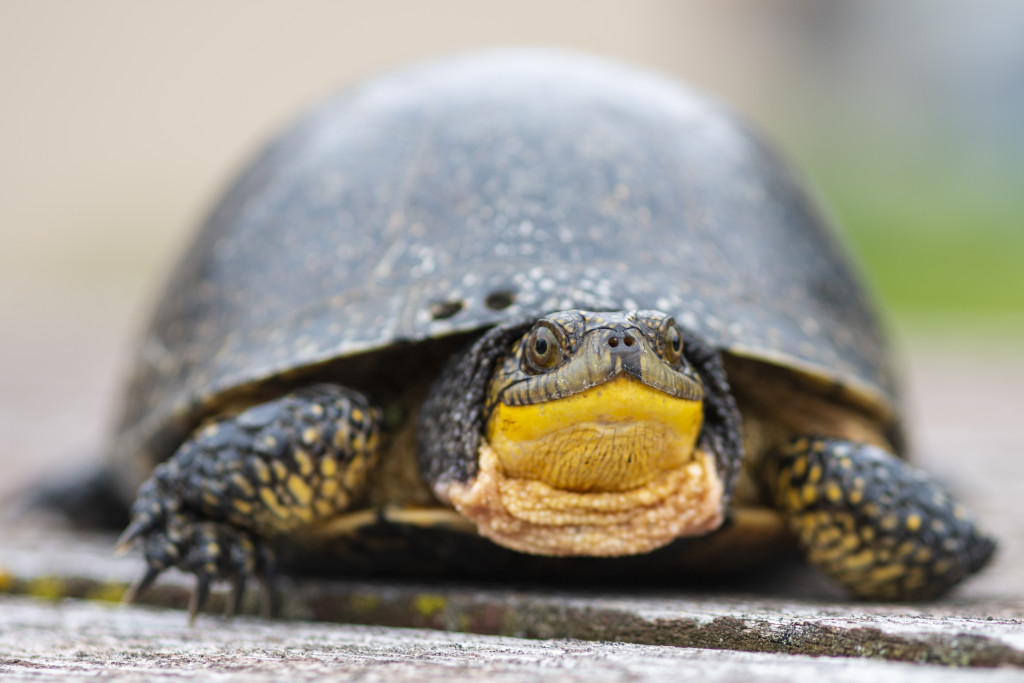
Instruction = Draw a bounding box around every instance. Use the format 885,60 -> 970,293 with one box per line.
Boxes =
118,384 -> 382,619
763,437 -> 995,600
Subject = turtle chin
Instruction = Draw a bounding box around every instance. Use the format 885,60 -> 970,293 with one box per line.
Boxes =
442,442 -> 726,557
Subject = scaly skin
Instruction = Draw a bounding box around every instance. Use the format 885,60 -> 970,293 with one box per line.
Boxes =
118,384 -> 382,620
764,437 -> 995,600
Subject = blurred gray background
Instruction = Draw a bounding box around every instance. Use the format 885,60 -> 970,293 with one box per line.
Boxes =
2,0 -> 1022,510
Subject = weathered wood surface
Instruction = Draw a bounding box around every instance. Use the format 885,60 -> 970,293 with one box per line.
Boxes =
5,596 -> 1024,682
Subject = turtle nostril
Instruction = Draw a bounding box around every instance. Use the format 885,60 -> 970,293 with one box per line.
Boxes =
607,337 -> 620,348
623,335 -> 635,347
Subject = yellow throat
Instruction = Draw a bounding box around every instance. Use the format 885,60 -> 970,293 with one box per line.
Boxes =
485,375 -> 704,492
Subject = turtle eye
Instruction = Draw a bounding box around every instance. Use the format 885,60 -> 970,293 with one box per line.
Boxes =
524,325 -> 561,372
662,321 -> 684,365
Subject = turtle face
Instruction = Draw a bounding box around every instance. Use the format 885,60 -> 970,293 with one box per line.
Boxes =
443,310 -> 729,557
485,311 -> 705,492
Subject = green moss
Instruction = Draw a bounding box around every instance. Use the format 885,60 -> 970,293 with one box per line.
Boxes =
85,582 -> 129,603
27,576 -> 66,601
0,567 -> 13,593
412,593 -> 447,618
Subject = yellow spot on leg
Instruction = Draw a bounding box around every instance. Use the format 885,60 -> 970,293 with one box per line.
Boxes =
272,461 -> 288,481
287,474 -> 313,506
366,432 -> 380,452
293,449 -> 314,477
825,482 -> 843,503
801,484 -> 818,505
351,432 -> 367,452
251,460 -> 272,484
259,488 -> 289,521
321,457 -> 337,478
333,424 -> 350,450
868,564 -> 905,584
344,458 -> 369,491
836,548 -> 876,572
231,473 -> 255,498
901,567 -> 927,590
896,540 -> 917,558
302,427 -> 320,446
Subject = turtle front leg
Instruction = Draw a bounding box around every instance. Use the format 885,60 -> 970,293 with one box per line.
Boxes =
763,437 -> 995,600
117,384 -> 382,620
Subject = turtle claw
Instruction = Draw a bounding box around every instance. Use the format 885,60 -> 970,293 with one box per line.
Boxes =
114,521 -> 146,555
188,574 -> 212,625
224,574 -> 246,619
259,564 -> 279,619
122,565 -> 162,605
117,506 -> 275,620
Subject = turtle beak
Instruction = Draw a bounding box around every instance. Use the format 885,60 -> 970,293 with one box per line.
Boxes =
582,327 -> 701,401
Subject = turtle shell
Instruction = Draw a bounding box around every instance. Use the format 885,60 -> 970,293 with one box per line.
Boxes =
112,49 -> 897,489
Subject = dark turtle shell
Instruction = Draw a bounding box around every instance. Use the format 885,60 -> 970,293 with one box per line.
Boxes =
112,49 -> 897,490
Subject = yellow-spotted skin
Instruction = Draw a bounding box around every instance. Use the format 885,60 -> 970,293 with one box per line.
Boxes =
128,385 -> 380,540
118,384 -> 383,611
765,437 -> 995,600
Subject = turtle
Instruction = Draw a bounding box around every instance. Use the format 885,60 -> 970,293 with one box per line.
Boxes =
106,49 -> 994,619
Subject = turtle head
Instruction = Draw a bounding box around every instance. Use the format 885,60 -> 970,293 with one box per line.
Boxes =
485,311 -> 706,494
420,309 -> 743,557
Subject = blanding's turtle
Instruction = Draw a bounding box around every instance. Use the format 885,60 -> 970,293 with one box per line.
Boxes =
109,50 -> 994,618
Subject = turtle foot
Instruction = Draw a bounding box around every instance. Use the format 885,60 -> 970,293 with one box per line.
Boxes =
765,436 -> 996,601
120,510 -> 277,622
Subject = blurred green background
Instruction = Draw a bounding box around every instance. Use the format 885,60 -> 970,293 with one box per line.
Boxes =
782,3 -> 1024,326
3,0 -> 1022,340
